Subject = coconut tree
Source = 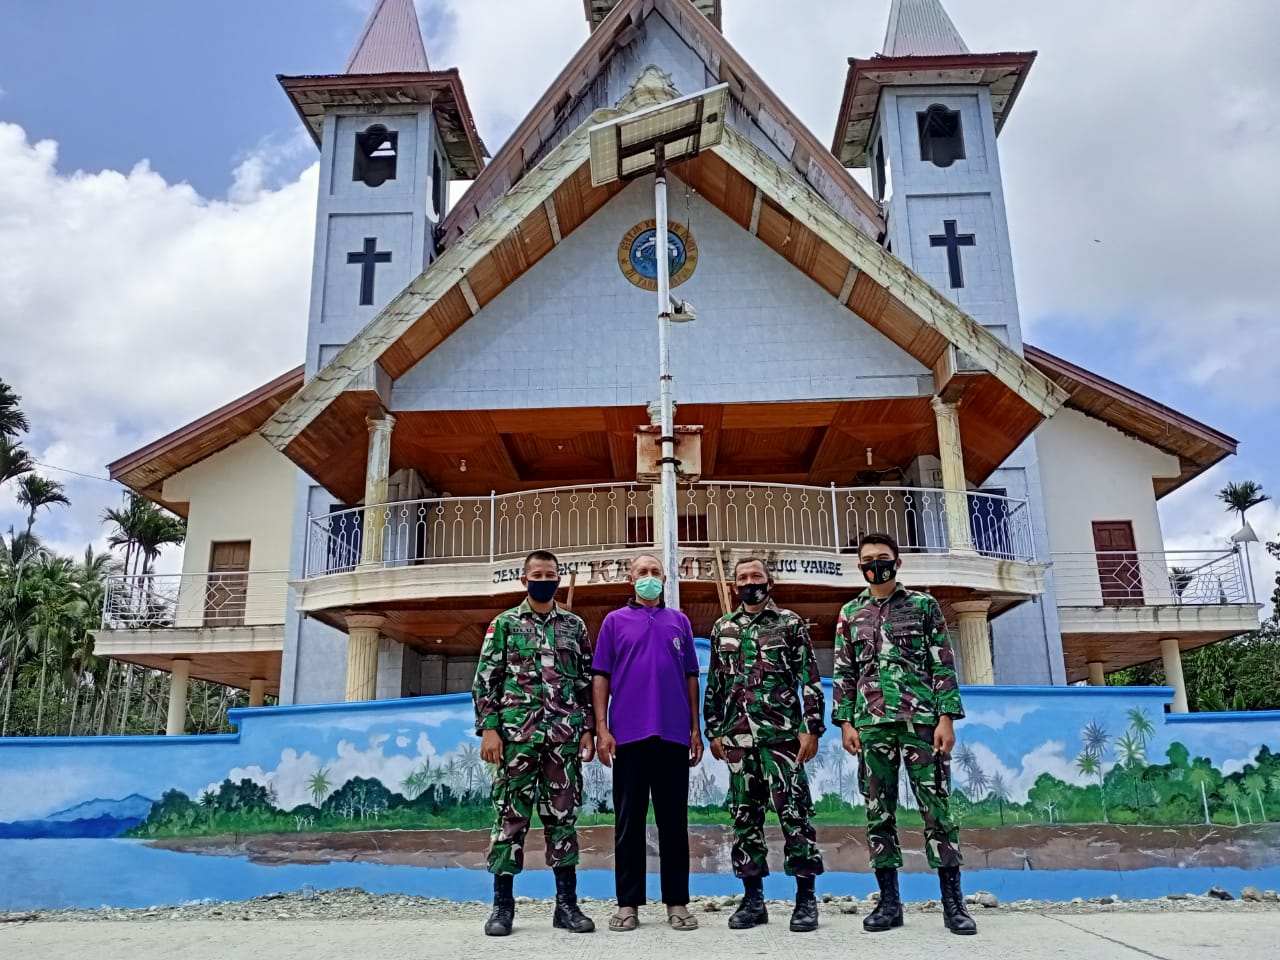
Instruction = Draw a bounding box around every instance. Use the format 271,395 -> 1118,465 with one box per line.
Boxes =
16,475 -> 70,540
1244,773 -> 1267,823
1222,781 -> 1243,827
1188,765 -> 1215,825
1081,720 -> 1111,760
308,767 -> 332,806
1115,732 -> 1147,813
0,438 -> 35,489
987,771 -> 1011,825
815,739 -> 852,801
1076,752 -> 1108,823
1218,481 -> 1270,525
1126,708 -> 1156,752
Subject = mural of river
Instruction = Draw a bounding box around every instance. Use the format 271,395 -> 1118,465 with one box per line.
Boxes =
2,642 -> 1279,910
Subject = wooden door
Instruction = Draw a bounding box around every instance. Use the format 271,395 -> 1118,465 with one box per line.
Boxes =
1092,521 -> 1142,606
206,541 -> 250,626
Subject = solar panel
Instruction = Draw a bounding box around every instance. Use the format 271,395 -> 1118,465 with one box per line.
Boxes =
589,83 -> 729,186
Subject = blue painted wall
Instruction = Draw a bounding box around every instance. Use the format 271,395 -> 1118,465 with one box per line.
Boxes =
2,641 -> 1278,910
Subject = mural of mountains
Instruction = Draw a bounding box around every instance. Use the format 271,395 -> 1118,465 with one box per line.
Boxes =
0,794 -> 154,839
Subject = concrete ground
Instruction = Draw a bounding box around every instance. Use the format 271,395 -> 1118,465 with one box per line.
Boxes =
3,906 -> 1277,960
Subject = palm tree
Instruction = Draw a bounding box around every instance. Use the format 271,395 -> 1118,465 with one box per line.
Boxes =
1269,773 -> 1280,819
1115,732 -> 1147,813
815,739 -> 852,801
953,743 -> 989,802
1188,765 -> 1215,825
1169,567 -> 1194,603
0,380 -> 30,439
455,743 -> 485,798
308,767 -> 332,806
16,475 -> 70,540
1126,708 -> 1156,751
1218,481 -> 1270,525
1076,752 -> 1108,823
987,771 -> 1011,825
1222,781 -> 1243,827
1244,773 -> 1267,823
401,764 -> 429,800
1081,720 -> 1111,760
0,438 -> 35,489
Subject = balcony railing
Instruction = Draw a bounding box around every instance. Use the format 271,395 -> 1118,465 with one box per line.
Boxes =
1052,549 -> 1252,608
101,571 -> 290,630
305,482 -> 1035,578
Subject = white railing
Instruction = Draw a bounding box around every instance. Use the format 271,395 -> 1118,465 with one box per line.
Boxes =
1052,549 -> 1251,608
101,571 -> 290,630
305,482 -> 1035,578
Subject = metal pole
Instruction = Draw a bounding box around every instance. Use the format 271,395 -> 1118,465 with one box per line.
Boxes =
654,145 -> 680,609
1240,542 -> 1255,604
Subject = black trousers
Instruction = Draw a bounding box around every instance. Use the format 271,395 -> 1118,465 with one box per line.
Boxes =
612,736 -> 690,907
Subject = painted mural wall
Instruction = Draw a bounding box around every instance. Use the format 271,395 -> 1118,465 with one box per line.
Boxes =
3,641 -> 1279,910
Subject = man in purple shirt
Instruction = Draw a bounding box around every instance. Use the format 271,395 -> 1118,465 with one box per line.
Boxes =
593,553 -> 703,931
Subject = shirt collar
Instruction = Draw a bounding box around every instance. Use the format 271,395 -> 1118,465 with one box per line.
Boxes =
517,598 -> 566,619
857,583 -> 908,605
731,598 -> 780,621
626,597 -> 666,610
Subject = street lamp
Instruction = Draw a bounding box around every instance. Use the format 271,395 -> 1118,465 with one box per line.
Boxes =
588,83 -> 728,609
1231,521 -> 1259,603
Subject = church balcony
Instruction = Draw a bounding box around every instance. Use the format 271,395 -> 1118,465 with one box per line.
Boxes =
1052,548 -> 1261,682
91,571 -> 287,696
295,483 -> 1045,638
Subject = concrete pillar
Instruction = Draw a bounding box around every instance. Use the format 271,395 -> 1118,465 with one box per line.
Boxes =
165,659 -> 191,736
248,678 -> 266,707
952,600 -> 993,685
1160,638 -> 1189,714
931,398 -> 974,554
346,614 -> 385,702
361,413 -> 396,566
1087,661 -> 1106,687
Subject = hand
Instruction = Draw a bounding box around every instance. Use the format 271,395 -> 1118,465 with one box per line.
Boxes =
841,722 -> 862,756
797,732 -> 819,764
690,730 -> 704,767
934,716 -> 956,756
579,731 -> 596,764
596,727 -> 618,768
709,736 -> 725,762
480,729 -> 504,765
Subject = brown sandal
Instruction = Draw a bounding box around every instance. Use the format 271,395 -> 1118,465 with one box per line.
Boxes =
609,909 -> 639,931
667,909 -> 699,930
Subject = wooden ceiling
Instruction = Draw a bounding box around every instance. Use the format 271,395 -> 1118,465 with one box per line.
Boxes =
299,396 -> 1024,504
1062,631 -> 1236,684
104,651 -> 281,698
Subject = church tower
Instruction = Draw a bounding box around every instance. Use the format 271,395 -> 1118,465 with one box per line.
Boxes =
833,0 -> 1066,683
276,0 -> 485,704
279,0 -> 486,378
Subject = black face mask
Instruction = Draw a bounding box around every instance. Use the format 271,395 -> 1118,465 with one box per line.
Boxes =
859,558 -> 897,586
737,583 -> 770,607
526,579 -> 560,603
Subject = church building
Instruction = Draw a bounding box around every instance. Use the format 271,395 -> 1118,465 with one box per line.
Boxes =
95,0 -> 1259,732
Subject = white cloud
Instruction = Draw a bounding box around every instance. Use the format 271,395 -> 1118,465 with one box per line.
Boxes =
966,739 -> 1097,805
958,703 -> 1039,731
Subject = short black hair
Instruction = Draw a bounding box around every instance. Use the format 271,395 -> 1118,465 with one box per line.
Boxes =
858,533 -> 900,558
524,549 -> 559,572
733,556 -> 771,580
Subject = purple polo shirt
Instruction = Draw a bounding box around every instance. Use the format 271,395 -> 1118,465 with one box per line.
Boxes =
592,600 -> 698,746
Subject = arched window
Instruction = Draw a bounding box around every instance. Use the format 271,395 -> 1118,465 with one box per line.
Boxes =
917,104 -> 965,168
353,124 -> 398,187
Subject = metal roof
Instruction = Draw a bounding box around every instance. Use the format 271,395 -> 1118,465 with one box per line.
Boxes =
882,0 -> 970,57
345,0 -> 430,74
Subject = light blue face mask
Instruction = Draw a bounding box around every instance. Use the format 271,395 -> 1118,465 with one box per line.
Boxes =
634,576 -> 664,601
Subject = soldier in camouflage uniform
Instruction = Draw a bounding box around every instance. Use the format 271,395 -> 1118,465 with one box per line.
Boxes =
705,557 -> 825,933
472,549 -> 595,937
832,532 -> 977,936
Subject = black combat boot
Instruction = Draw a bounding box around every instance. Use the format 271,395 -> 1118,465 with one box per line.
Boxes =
862,868 -> 903,932
939,866 -> 977,935
789,875 -> 819,933
728,877 -> 769,929
552,866 -> 595,933
484,873 -> 515,937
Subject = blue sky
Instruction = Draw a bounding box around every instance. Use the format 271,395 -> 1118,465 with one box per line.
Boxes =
0,0 -> 1276,597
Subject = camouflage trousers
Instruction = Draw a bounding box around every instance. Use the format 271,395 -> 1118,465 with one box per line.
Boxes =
724,739 -> 824,879
487,738 -> 583,876
857,722 -> 962,870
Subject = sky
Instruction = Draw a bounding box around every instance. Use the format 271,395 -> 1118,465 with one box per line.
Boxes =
0,0 -> 1276,603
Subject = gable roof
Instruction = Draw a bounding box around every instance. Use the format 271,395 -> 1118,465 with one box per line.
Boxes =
586,0 -> 720,31
1025,347 -> 1237,497
345,0 -> 431,74
883,0 -> 970,57
108,366 -> 303,516
260,91 -> 1068,499
440,0 -> 882,248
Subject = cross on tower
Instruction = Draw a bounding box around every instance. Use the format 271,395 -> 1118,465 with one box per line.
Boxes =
929,220 -> 976,289
347,237 -> 392,306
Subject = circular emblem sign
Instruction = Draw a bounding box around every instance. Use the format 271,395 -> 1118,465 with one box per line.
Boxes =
618,220 -> 698,290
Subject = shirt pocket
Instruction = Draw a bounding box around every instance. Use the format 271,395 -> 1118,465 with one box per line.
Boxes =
717,626 -> 744,676
882,613 -> 928,668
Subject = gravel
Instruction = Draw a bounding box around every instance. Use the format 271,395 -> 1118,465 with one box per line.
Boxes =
3,887 -> 1279,924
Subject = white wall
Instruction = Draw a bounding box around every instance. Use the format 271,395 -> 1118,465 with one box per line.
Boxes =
1037,409 -> 1180,558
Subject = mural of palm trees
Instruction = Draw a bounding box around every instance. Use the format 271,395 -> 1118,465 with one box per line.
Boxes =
308,767 -> 332,806
816,739 -> 852,800
455,743 -> 486,799
1081,720 -> 1111,760
1243,773 -> 1267,823
1126,708 -> 1155,752
1221,781 -> 1243,827
401,763 -> 430,801
953,743 -> 989,803
1115,732 -> 1147,811
987,771 -> 1011,825
1269,773 -> 1280,819
1187,765 -> 1215,825
1076,752 -> 1108,823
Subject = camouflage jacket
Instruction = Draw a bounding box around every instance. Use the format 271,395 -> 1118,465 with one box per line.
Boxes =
704,600 -> 826,747
831,586 -> 964,728
472,600 -> 594,744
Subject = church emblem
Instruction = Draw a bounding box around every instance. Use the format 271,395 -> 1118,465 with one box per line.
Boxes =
618,220 -> 698,291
